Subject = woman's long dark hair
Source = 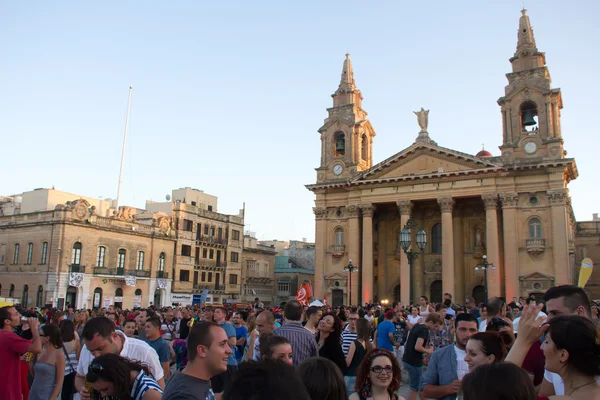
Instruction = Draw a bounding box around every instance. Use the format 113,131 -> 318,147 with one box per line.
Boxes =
462,362 -> 535,400
86,353 -> 151,400
547,315 -> 600,376
354,349 -> 401,397
59,319 -> 76,342
41,323 -> 63,349
316,313 -> 343,345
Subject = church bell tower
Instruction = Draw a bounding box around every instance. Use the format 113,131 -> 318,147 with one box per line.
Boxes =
315,54 -> 376,183
498,10 -> 565,162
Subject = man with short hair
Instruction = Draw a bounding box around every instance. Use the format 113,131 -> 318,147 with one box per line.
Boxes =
161,309 -> 178,341
0,306 -> 42,400
341,311 -> 359,356
231,312 -> 248,363
304,306 -> 322,334
178,307 -> 193,340
247,310 -> 276,361
135,308 -> 154,340
211,306 -> 237,393
121,318 -> 137,338
162,322 -> 232,400
253,297 -> 264,310
75,317 -> 164,399
422,313 -> 479,400
273,300 -> 318,366
145,316 -> 172,380
464,297 -> 480,319
375,310 -> 397,351
479,297 -> 508,332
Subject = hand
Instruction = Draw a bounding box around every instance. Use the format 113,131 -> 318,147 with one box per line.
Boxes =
515,303 -> 548,345
446,380 -> 461,395
251,330 -> 258,340
79,387 -> 91,400
28,318 -> 40,331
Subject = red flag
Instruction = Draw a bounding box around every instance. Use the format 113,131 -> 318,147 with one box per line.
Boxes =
323,292 -> 327,306
296,282 -> 313,306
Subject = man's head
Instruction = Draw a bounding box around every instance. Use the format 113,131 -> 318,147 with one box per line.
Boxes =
181,308 -> 191,319
454,313 -> 479,349
187,322 -> 232,375
232,312 -> 244,326
164,309 -> 174,322
444,293 -> 452,301
392,301 -> 402,312
256,311 -> 275,335
213,307 -> 227,323
543,285 -> 591,320
486,297 -> 506,318
283,300 -> 303,322
81,317 -> 121,357
144,317 -> 162,339
384,310 -> 395,321
465,297 -> 476,309
203,307 -> 214,321
0,306 -> 21,329
254,297 -> 260,303
68,307 -> 74,315
347,311 -> 359,330
121,319 -> 136,338
424,312 -> 443,332
106,312 -> 117,325
306,306 -> 322,326
136,308 -> 154,327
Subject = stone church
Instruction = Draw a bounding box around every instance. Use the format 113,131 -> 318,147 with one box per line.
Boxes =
306,10 -> 578,307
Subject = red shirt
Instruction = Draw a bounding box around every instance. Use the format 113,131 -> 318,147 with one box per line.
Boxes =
0,330 -> 32,400
522,340 -> 545,387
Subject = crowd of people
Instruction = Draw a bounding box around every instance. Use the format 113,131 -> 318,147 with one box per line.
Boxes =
1,287 -> 600,400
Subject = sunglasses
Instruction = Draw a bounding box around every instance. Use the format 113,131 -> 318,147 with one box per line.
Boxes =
370,365 -> 393,374
89,364 -> 104,374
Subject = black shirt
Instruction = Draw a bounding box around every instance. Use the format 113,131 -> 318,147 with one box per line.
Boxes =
402,324 -> 430,366
179,318 -> 192,340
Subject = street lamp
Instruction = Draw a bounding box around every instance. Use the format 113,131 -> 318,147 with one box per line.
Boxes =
343,259 -> 358,306
399,217 -> 427,304
474,255 -> 495,302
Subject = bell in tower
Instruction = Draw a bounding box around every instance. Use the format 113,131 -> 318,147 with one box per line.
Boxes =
520,101 -> 538,131
335,133 -> 345,156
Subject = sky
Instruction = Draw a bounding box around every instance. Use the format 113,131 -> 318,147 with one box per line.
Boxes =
1,1 -> 599,242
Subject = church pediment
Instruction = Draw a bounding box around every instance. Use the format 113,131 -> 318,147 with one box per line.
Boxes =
318,117 -> 354,133
519,272 -> 554,282
324,272 -> 347,281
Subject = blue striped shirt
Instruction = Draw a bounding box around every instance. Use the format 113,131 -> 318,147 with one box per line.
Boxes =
273,321 -> 319,367
131,370 -> 163,400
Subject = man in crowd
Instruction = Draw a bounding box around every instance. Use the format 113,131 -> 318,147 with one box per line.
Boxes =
341,310 -> 359,356
145,316 -> 172,381
464,297 -> 480,319
178,307 -> 193,340
393,310 -> 409,363
422,313 -> 479,400
75,317 -> 164,399
211,306 -> 237,393
402,313 -> 443,400
231,311 -> 248,363
0,306 -> 42,400
248,310 -> 276,360
135,308 -> 154,340
273,300 -> 318,366
121,318 -> 137,338
304,306 -> 322,335
253,297 -> 264,310
201,306 -> 214,322
161,308 -> 178,341
479,297 -> 508,332
163,322 -> 232,400
106,312 -> 118,326
364,308 -> 375,325
374,310 -> 397,351
66,307 -> 75,321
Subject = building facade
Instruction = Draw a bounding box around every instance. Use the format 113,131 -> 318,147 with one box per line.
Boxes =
307,11 -> 579,306
274,256 -> 314,305
0,195 -> 175,309
575,215 -> 600,300
241,235 -> 277,305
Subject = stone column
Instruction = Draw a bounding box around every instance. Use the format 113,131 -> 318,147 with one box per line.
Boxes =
438,197 -> 455,298
396,200 -> 413,305
313,207 -> 327,299
453,206 -> 465,302
500,193 -> 520,300
482,193 -> 501,297
347,205 -> 361,305
547,190 -> 570,285
545,99 -> 554,138
360,204 -> 376,304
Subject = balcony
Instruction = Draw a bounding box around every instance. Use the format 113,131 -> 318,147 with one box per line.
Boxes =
329,245 -> 345,257
92,267 -> 126,276
69,264 -> 86,273
176,255 -> 194,267
193,284 -> 225,292
195,259 -> 226,270
157,271 -> 169,279
226,283 -> 241,293
131,269 -> 151,278
526,238 -> 545,255
196,235 -> 228,247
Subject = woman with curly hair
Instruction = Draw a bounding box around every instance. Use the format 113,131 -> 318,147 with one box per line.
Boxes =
85,353 -> 162,400
350,348 -> 405,400
316,313 -> 346,374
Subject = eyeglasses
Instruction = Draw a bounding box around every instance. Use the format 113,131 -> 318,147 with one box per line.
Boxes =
348,317 -> 358,321
370,365 -> 393,374
89,364 -> 104,374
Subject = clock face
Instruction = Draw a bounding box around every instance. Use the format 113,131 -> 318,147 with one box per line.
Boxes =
524,142 -> 537,154
333,165 -> 343,175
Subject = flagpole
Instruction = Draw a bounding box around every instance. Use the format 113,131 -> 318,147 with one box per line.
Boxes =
116,85 -> 133,210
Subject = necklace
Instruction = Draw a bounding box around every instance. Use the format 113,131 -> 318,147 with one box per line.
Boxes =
568,380 -> 597,396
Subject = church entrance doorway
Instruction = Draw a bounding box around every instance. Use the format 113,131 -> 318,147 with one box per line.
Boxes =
430,280 -> 442,304
332,289 -> 343,307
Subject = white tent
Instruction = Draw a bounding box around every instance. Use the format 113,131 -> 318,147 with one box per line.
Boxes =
309,300 -> 324,307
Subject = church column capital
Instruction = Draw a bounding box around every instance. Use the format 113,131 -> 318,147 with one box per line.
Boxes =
346,205 -> 361,218
499,192 -> 519,209
313,207 -> 327,220
359,204 -> 376,217
547,190 -> 568,206
437,197 -> 454,213
396,200 -> 413,216
482,193 -> 499,210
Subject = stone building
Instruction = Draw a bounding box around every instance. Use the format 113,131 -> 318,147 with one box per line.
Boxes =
274,255 -> 314,305
146,188 -> 245,304
575,215 -> 600,300
241,235 -> 277,305
0,190 -> 175,309
306,11 -> 579,306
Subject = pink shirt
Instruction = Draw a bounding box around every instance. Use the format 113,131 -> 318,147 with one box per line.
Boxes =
0,330 -> 32,400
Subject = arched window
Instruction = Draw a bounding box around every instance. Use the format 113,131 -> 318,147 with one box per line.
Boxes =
335,228 -> 344,246
135,289 -> 142,296
22,284 -> 29,306
117,249 -> 126,271
13,243 -> 19,264
115,288 -> 123,297
36,285 -> 44,307
520,101 -> 539,132
41,242 -> 48,264
361,134 -> 368,161
334,132 -> 345,156
158,252 -> 165,271
93,287 -> 103,308
136,251 -> 145,270
96,246 -> 106,267
26,243 -> 33,265
72,242 -> 82,265
431,223 -> 442,254
528,218 -> 543,238
9,284 -> 15,297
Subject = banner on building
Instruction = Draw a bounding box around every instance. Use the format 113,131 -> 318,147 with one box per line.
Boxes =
103,296 -> 113,308
133,295 -> 142,308
157,278 -> 168,289
93,293 -> 101,308
69,273 -> 84,287
296,282 -> 313,306
125,275 -> 137,287
192,290 -> 209,305
578,258 -> 594,288
114,296 -> 123,303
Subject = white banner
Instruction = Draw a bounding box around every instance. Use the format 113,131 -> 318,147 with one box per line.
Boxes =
103,296 -> 113,308
133,295 -> 142,308
157,278 -> 168,289
125,275 -> 137,287
93,293 -> 101,308
69,273 -> 84,287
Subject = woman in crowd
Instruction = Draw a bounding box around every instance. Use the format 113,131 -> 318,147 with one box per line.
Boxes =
461,362 -> 536,400
75,310 -> 89,338
85,353 -> 162,400
316,313 -> 347,374
407,306 -> 422,327
418,296 -> 435,320
259,333 -> 293,366
464,330 -> 513,372
29,323 -> 66,400
350,348 -> 404,400
298,357 -> 348,400
345,318 -> 374,394
59,319 -> 80,400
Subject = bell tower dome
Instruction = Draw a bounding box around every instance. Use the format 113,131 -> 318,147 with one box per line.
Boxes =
498,10 -> 565,162
315,54 -> 376,183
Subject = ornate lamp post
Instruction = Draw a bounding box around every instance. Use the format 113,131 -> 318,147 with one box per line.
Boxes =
474,255 -> 495,303
343,259 -> 358,306
399,217 -> 427,305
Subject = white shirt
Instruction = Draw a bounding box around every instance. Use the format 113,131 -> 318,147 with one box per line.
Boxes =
408,315 -> 423,325
304,325 -> 317,334
365,315 -> 374,323
77,330 -> 163,381
454,345 -> 469,381
544,370 -> 600,395
479,320 -> 487,332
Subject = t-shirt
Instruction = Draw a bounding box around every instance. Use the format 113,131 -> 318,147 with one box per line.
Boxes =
543,370 -> 600,396
178,318 -> 192,340
522,341 -> 545,386
234,325 -> 248,362
393,321 -> 408,346
0,330 -> 32,400
163,371 -> 215,400
402,324 -> 430,367
454,346 -> 469,380
341,330 -> 358,356
219,321 -> 238,366
161,319 -> 178,341
172,339 -> 188,370
376,320 -> 395,351
131,370 -> 163,400
147,337 -> 171,363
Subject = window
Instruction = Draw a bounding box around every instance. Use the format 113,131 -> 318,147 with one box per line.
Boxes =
72,242 -> 82,265
210,226 -> 215,237
36,285 -> 44,307
229,274 -> 238,284
208,272 -> 213,282
41,242 -> 48,264
201,271 -> 206,281
208,205 -> 213,211
361,134 -> 368,161
231,252 -> 239,263
191,201 -> 197,206
431,223 -> 442,254
9,284 -> 15,297
334,132 -> 345,156
179,270 -> 190,282
204,225 -> 209,235
0,244 -> 5,264
97,246 -> 106,267
26,243 -> 33,265
115,288 -> 123,297
137,251 -> 145,270
93,287 -> 103,308
232,230 -> 240,240
278,282 -> 291,292
218,227 -> 223,240
183,219 -> 193,232
158,252 -> 165,271
22,285 -> 29,306
247,260 -> 258,272
529,218 -> 543,238
202,248 -> 208,258
13,243 -> 19,264
181,245 -> 192,257
117,249 -> 126,270
520,101 -> 539,132
335,228 -> 344,245
209,249 -> 214,259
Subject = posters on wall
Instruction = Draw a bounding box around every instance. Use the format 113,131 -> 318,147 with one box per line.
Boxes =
93,293 -> 101,308
133,295 -> 142,308
103,296 -> 113,308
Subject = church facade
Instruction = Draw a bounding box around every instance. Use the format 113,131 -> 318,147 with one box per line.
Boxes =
306,10 -> 578,307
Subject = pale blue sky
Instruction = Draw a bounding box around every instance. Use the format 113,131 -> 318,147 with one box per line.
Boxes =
1,1 -> 598,241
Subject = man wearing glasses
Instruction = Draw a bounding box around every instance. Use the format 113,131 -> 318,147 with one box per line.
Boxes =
341,310 -> 359,356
